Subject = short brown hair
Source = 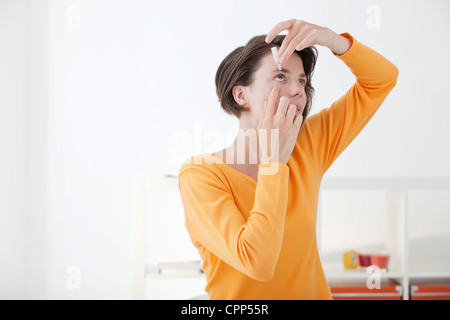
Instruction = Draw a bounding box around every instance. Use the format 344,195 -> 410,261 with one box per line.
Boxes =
215,34 -> 318,119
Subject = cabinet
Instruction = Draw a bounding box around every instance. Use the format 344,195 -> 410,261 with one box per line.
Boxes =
132,176 -> 450,300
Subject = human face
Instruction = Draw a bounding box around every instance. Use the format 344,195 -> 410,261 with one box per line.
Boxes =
244,48 -> 307,124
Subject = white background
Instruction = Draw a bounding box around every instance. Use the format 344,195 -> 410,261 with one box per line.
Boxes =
1,0 -> 449,299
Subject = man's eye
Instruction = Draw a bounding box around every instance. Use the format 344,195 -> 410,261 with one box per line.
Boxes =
299,79 -> 306,86
275,74 -> 285,82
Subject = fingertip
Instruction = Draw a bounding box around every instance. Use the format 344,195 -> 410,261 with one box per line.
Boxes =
271,87 -> 279,95
294,114 -> 304,125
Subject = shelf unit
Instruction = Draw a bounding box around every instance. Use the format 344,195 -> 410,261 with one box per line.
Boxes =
132,176 -> 450,300
318,177 -> 450,300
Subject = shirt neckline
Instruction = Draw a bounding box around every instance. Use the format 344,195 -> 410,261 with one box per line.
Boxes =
207,153 -> 258,185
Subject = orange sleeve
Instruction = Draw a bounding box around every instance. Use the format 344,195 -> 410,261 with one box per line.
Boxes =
178,162 -> 289,281
300,33 -> 399,173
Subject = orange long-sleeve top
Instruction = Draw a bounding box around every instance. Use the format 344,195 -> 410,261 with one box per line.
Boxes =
178,33 -> 398,299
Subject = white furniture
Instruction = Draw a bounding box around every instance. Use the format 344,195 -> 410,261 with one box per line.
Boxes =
131,175 -> 207,300
319,177 -> 450,300
132,176 -> 450,300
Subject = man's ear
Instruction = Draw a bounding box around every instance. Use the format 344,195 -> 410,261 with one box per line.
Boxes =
232,85 -> 249,107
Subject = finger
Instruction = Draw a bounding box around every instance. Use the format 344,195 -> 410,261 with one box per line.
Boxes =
285,104 -> 297,123
294,32 -> 315,52
266,87 -> 280,119
257,100 -> 267,128
274,96 -> 290,122
277,22 -> 301,63
265,19 -> 295,43
278,35 -> 300,64
279,31 -> 305,64
293,113 -> 304,130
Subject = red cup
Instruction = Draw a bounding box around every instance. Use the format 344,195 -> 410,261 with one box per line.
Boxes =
370,254 -> 390,269
358,254 -> 372,267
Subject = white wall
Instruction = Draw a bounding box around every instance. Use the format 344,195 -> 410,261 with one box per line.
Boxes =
0,0 -> 28,299
147,0 -> 450,178
25,0 -> 49,299
1,0 -> 449,299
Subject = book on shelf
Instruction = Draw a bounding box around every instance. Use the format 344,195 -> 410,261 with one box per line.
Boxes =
157,260 -> 204,275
